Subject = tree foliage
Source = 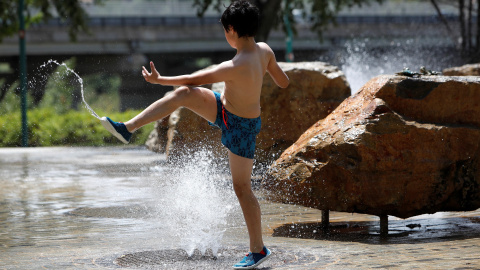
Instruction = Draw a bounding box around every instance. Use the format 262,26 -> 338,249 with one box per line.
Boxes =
0,0 -> 102,42
194,0 -> 384,42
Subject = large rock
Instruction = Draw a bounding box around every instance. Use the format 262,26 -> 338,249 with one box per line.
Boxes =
164,104 -> 223,160
262,75 -> 480,219
257,62 -> 350,161
145,62 -> 351,163
443,63 -> 480,76
146,84 -> 225,161
145,117 -> 170,153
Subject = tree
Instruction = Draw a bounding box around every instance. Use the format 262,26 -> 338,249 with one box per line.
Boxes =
194,0 -> 384,42
0,0 -> 102,42
428,0 -> 480,59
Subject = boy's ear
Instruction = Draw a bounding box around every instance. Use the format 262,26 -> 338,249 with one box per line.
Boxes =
229,26 -> 239,37
227,25 -> 237,34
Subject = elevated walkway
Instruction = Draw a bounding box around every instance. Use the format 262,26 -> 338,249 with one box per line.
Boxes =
0,0 -> 460,56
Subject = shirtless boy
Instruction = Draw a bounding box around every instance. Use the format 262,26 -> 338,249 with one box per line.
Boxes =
100,1 -> 289,268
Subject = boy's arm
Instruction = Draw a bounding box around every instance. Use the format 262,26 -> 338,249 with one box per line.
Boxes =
142,61 -> 233,86
265,47 -> 289,88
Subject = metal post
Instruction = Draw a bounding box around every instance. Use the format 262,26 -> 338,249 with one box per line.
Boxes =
380,214 -> 388,237
321,210 -> 330,233
18,0 -> 28,147
283,1 -> 294,62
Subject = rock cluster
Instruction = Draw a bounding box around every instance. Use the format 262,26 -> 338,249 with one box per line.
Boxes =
262,75 -> 480,219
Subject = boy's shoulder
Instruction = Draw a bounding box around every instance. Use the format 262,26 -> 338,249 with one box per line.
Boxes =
233,42 -> 271,63
257,42 -> 273,51
256,42 -> 275,59
227,42 -> 274,70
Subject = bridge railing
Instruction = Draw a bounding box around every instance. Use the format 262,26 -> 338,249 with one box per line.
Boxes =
335,14 -> 460,24
30,16 -> 221,28
29,14 -> 462,28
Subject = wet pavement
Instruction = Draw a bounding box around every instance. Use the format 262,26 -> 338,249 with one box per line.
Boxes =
0,147 -> 479,269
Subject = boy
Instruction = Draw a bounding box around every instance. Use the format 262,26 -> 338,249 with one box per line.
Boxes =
100,1 -> 289,268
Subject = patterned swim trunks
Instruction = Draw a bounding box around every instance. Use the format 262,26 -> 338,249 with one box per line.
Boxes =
209,91 -> 261,159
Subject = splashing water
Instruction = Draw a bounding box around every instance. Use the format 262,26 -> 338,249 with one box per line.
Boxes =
151,150 -> 236,256
40,59 -> 101,119
339,39 -> 461,94
40,60 -> 237,256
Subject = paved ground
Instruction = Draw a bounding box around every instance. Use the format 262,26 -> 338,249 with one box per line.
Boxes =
5,203 -> 478,270
0,147 -> 479,269
2,201 -> 480,270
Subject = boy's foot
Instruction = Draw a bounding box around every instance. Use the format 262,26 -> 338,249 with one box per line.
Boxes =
233,246 -> 272,269
100,117 -> 132,144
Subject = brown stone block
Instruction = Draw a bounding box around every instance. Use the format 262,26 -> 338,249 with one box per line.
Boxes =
263,75 -> 480,219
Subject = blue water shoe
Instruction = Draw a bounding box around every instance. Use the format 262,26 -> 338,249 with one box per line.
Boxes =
233,246 -> 272,269
100,117 -> 132,144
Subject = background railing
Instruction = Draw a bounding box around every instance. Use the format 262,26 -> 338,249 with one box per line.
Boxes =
29,14 -> 463,28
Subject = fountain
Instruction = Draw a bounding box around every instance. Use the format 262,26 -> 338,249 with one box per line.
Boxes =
149,150 -> 235,257
1,40 -> 480,269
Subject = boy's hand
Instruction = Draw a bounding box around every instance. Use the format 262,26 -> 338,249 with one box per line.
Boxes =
142,61 -> 161,84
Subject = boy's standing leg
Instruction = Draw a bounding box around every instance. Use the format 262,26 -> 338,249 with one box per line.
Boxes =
229,151 -> 271,269
229,151 -> 263,251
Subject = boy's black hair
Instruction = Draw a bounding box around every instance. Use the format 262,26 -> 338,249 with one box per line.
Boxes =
221,0 -> 260,38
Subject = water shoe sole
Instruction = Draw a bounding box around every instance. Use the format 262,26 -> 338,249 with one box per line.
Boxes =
100,117 -> 129,144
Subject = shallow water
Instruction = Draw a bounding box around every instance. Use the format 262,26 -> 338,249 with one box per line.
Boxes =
1,147 -> 479,269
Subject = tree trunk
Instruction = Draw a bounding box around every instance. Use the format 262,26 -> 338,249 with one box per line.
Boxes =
252,0 -> 282,42
477,0 -> 480,51
459,0 -> 466,51
467,0 -> 473,51
429,0 -> 456,44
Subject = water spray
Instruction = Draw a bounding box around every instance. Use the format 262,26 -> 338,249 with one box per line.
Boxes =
40,59 -> 101,120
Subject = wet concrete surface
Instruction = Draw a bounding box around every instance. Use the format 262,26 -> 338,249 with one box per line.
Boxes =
106,247 -> 316,269
0,147 -> 479,269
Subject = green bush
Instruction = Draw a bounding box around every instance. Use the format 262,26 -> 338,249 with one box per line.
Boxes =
0,108 -> 154,147
0,57 -> 154,147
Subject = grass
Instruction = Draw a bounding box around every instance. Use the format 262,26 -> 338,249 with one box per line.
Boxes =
0,108 -> 154,147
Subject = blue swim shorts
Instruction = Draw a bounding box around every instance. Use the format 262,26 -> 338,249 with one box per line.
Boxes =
209,91 -> 261,159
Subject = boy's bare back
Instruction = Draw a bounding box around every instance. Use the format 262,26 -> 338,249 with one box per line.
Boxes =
221,42 -> 288,119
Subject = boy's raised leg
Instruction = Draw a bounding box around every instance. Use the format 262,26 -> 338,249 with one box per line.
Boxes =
102,86 -> 217,142
125,86 -> 217,132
